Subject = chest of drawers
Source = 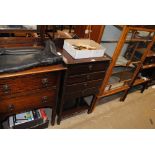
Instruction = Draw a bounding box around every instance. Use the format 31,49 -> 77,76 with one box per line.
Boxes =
0,64 -> 66,127
57,50 -> 111,124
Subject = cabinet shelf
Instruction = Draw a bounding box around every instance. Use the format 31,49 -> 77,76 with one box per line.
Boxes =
134,77 -> 149,86
143,64 -> 155,69
62,98 -> 89,119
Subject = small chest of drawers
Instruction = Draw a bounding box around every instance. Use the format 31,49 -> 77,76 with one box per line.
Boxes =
57,50 -> 111,124
0,65 -> 65,127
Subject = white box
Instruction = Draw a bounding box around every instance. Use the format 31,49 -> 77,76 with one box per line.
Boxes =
63,39 -> 106,59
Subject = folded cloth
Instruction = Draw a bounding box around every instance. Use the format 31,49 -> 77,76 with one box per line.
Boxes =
0,40 -> 63,73
116,56 -> 134,67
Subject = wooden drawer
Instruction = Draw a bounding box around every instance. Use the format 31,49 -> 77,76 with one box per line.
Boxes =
65,87 -> 99,100
0,72 -> 58,98
65,79 -> 102,93
0,88 -> 56,119
66,71 -> 105,85
67,62 -> 109,75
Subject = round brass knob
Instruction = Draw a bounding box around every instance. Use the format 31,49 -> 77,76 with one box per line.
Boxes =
42,78 -> 49,87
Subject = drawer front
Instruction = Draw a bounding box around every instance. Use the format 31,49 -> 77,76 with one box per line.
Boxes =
0,72 -> 58,98
65,79 -> 102,93
0,88 -> 56,118
66,71 -> 105,85
68,62 -> 109,75
65,87 -> 98,100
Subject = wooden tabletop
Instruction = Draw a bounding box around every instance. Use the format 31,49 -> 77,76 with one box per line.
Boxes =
0,64 -> 66,79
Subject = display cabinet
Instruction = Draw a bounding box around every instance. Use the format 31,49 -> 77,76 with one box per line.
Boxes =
89,26 -> 155,112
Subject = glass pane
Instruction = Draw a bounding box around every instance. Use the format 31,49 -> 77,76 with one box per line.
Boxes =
105,29 -> 153,91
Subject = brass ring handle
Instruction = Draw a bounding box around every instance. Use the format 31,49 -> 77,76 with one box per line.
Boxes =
2,84 -> 10,94
42,78 -> 49,87
8,104 -> 15,112
82,90 -> 86,95
84,83 -> 88,87
87,75 -> 90,80
42,96 -> 48,104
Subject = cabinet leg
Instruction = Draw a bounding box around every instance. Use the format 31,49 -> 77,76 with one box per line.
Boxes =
57,108 -> 62,125
0,122 -> 3,129
51,108 -> 56,126
57,117 -> 61,125
57,100 -> 64,125
141,82 -> 148,93
120,89 -> 129,101
88,95 -> 98,114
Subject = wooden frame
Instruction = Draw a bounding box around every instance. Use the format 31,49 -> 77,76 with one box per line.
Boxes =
0,26 -> 48,50
74,25 -> 105,43
0,25 -> 46,43
89,25 -> 155,113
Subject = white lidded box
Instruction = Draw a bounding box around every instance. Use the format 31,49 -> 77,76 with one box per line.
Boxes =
63,39 -> 106,59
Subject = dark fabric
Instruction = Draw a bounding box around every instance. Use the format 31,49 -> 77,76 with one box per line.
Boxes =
0,40 -> 63,73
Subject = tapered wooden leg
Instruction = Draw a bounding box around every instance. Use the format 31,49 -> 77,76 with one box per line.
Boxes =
57,99 -> 64,125
0,122 -> 3,129
141,81 -> 149,93
88,95 -> 98,114
120,89 -> 129,101
51,108 -> 56,126
57,112 -> 62,125
57,105 -> 62,125
141,84 -> 146,93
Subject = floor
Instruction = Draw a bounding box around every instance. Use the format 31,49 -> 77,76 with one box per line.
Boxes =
49,87 -> 155,129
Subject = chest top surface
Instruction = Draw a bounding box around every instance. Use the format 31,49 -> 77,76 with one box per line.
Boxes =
57,49 -> 111,65
0,64 -> 66,79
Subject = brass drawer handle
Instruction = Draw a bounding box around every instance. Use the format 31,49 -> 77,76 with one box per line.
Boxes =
42,96 -> 48,104
150,59 -> 154,63
87,75 -> 90,80
88,65 -> 93,71
82,90 -> 86,95
42,78 -> 49,87
83,83 -> 88,88
2,84 -> 10,94
8,104 -> 15,112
